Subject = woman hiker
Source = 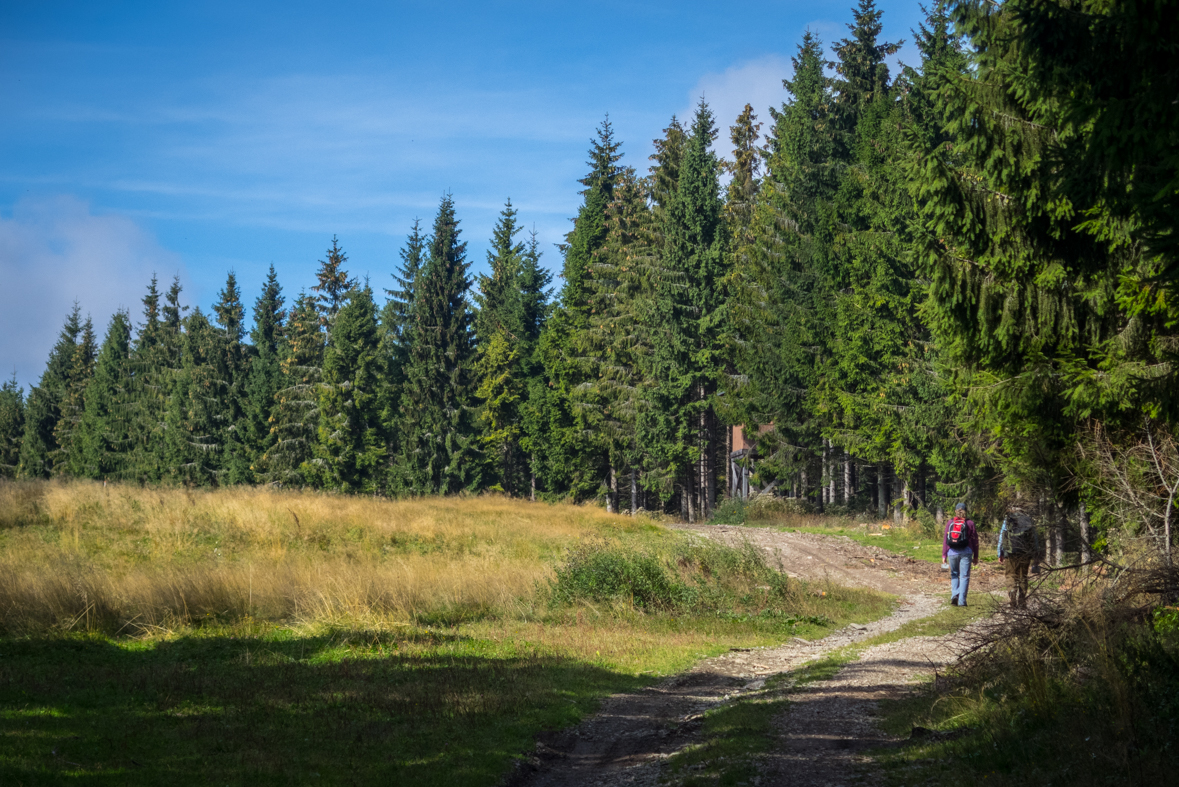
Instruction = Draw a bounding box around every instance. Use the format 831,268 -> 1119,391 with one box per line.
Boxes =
997,507 -> 1041,609
942,502 -> 979,607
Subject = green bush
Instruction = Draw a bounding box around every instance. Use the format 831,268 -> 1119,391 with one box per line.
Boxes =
709,497 -> 747,525
548,538 -> 790,615
548,542 -> 689,611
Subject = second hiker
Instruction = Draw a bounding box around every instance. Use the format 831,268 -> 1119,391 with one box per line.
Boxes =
998,507 -> 1041,609
942,502 -> 979,607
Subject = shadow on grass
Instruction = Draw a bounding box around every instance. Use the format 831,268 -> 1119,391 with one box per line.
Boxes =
0,630 -> 647,787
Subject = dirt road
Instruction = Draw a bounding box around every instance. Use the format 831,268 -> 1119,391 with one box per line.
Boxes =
509,525 -> 997,787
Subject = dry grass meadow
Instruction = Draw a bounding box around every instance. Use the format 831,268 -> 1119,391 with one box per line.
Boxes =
0,479 -> 658,635
0,480 -> 894,785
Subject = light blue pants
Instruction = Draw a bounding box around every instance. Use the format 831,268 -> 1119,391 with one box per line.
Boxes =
948,548 -> 973,604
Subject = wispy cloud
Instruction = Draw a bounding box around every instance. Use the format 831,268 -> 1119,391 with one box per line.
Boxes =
0,195 -> 186,390
682,55 -> 793,159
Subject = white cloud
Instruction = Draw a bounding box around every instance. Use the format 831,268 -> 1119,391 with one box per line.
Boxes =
683,54 -> 793,159
0,195 -> 186,390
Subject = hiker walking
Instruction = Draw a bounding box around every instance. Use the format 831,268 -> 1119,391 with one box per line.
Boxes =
942,502 -> 978,607
998,507 -> 1041,609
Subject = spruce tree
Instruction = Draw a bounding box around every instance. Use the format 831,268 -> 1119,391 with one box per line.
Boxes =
165,308 -> 226,486
130,276 -> 187,482
732,31 -> 838,505
18,304 -> 82,478
380,220 -> 426,409
394,195 -> 478,494
647,100 -> 729,519
515,228 -> 552,499
212,271 -> 251,483
725,104 -> 763,245
473,200 -> 529,493
313,236 -> 357,332
530,119 -> 623,500
475,199 -> 526,347
475,330 -> 524,493
78,310 -> 134,480
831,0 -> 902,143
0,374 -> 23,479
581,166 -> 658,512
908,0 -> 1128,502
306,286 -> 388,492
242,265 -> 285,481
52,314 -> 97,477
518,229 -> 552,350
649,116 -> 687,216
269,293 -> 324,486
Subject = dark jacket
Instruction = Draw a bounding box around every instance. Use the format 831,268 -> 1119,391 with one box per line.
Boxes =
942,517 -> 979,563
997,515 -> 1041,560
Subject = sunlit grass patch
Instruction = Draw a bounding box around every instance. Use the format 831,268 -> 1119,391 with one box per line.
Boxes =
0,480 -> 900,786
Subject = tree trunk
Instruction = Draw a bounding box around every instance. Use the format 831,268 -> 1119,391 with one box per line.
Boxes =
829,450 -> 836,506
687,479 -> 696,523
608,466 -> 618,514
893,473 -> 903,523
1054,504 -> 1065,567
1078,503 -> 1092,565
901,478 -> 911,522
530,460 -> 536,502
843,453 -> 851,506
631,469 -> 638,514
725,423 -> 733,500
877,465 -> 888,520
801,468 -> 809,506
705,408 -> 715,516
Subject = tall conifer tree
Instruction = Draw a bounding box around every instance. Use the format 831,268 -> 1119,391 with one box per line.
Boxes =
269,293 -> 324,486
52,314 -> 97,477
78,310 -> 134,479
213,272 -> 251,483
648,100 -> 728,519
313,236 -> 357,332
242,265 -> 285,480
531,119 -> 623,500
395,195 -> 478,494
306,286 -> 387,492
165,308 -> 227,485
380,220 -> 425,415
18,304 -> 82,478
0,374 -> 24,479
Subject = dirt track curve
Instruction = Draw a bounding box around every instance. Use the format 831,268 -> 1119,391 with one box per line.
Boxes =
507,525 -> 1002,787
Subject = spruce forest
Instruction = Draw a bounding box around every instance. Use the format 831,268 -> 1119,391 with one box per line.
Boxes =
3,0 -> 1176,554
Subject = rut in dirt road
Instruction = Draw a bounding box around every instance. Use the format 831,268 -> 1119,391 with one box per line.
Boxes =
509,526 -> 992,787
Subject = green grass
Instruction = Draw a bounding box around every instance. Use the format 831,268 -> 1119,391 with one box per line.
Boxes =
0,598 -> 898,787
0,483 -> 900,786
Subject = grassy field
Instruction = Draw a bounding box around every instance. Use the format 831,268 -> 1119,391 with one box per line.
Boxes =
0,480 -> 893,785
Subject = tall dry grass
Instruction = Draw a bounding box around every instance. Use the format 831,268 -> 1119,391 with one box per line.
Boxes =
0,480 -> 645,634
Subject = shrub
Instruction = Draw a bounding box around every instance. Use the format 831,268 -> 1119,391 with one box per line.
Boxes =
547,537 -> 791,616
547,542 -> 689,611
709,497 -> 747,525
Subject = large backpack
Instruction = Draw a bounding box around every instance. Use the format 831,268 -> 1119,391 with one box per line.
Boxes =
1006,511 -> 1035,556
947,516 -> 970,548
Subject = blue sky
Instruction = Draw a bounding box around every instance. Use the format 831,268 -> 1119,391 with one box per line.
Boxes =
1,0 -> 927,390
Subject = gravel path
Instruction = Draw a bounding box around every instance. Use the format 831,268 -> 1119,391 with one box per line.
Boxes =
509,525 -> 992,787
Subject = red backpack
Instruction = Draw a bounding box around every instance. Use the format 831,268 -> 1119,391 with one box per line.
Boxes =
947,516 -> 970,548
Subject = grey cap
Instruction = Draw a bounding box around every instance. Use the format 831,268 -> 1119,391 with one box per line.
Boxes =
954,502 -> 966,511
